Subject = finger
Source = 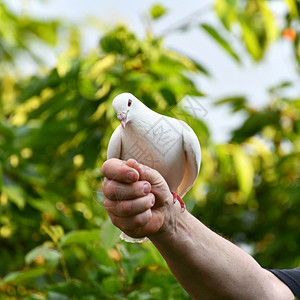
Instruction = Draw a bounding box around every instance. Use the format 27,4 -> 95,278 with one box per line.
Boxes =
102,158 -> 139,183
110,209 -> 152,231
102,178 -> 151,200
126,159 -> 162,185
104,193 -> 155,217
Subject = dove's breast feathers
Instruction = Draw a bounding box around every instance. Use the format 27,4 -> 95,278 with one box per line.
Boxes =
107,112 -> 201,198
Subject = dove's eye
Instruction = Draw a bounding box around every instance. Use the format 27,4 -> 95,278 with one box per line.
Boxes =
128,99 -> 132,107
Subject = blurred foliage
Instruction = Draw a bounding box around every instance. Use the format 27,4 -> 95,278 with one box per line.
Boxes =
0,0 -> 300,299
214,0 -> 279,60
149,4 -> 168,20
0,2 -> 60,70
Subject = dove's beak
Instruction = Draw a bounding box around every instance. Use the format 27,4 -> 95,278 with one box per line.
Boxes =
117,111 -> 128,129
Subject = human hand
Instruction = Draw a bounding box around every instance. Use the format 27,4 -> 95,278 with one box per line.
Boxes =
101,158 -> 175,239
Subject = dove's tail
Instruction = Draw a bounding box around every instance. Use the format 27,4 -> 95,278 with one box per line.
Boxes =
120,232 -> 150,243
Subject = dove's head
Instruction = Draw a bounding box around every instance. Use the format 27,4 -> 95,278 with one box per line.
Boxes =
112,93 -> 142,128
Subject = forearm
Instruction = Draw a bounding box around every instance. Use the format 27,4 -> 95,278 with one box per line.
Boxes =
149,203 -> 293,300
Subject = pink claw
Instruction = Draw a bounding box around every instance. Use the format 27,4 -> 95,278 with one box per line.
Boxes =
171,192 -> 185,212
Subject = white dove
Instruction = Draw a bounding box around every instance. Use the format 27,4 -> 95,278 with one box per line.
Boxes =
107,92 -> 201,242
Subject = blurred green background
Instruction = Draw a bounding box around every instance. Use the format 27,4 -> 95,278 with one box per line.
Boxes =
0,0 -> 300,299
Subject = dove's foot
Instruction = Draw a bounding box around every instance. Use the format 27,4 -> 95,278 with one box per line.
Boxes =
171,192 -> 185,212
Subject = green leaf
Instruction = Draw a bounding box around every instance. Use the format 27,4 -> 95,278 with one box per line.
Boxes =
57,55 -> 73,78
3,268 -> 46,283
215,96 -> 247,112
25,244 -> 61,268
76,173 -> 92,198
268,81 -> 293,94
85,244 -> 116,269
78,77 -> 96,100
232,145 -> 254,198
192,60 -> 210,76
258,2 -> 279,43
200,24 -> 240,62
141,243 -> 168,268
160,87 -> 177,106
29,21 -> 59,46
149,4 -> 168,20
58,229 -> 101,247
284,0 -> 299,17
231,111 -> 280,143
41,224 -> 64,245
2,184 -> 26,209
240,20 -> 262,61
27,197 -> 57,215
100,218 -> 121,250
24,294 -> 46,300
214,0 -> 238,30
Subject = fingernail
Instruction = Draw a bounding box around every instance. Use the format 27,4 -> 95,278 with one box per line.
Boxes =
143,183 -> 150,194
127,171 -> 135,181
150,193 -> 155,206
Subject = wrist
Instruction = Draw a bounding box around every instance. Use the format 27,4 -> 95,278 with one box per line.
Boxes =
148,193 -> 189,244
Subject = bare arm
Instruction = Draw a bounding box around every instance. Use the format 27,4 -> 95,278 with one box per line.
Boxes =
101,158 -> 295,300
150,210 -> 294,300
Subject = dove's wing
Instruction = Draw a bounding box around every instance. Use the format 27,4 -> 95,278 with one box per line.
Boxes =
107,125 -> 122,159
176,121 -> 201,198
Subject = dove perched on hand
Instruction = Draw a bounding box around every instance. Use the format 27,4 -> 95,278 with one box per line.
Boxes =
107,92 -> 201,242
